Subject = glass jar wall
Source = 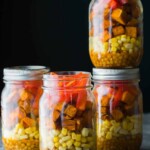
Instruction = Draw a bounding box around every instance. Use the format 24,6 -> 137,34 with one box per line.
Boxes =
1,66 -> 49,150
92,68 -> 143,150
39,71 -> 95,150
89,0 -> 143,68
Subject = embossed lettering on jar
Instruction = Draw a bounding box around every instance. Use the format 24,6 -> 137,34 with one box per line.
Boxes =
92,68 -> 143,150
1,66 -> 49,150
39,71 -> 96,150
89,0 -> 143,68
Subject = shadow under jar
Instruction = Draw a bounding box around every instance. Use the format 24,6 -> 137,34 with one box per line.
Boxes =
39,71 -> 96,150
89,0 -> 143,68
92,68 -> 143,150
1,66 -> 49,150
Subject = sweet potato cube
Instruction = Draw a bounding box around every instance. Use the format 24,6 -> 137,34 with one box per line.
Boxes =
63,115 -> 72,120
113,26 -> 125,36
126,27 -> 137,38
21,117 -> 36,128
111,109 -> 124,121
62,120 -> 76,131
100,30 -> 111,42
121,91 -> 135,105
52,110 -> 60,122
20,90 -> 33,101
101,95 -> 110,107
102,20 -> 115,29
64,105 -> 77,118
111,8 -> 128,25
101,107 -> 109,114
54,102 -> 65,112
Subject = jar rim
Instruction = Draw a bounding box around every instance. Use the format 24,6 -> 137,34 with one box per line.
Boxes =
3,65 -> 50,81
43,71 -> 91,80
43,71 -> 92,88
92,68 -> 140,80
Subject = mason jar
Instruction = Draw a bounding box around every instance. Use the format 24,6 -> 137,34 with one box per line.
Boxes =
89,0 -> 143,68
39,71 -> 96,150
1,66 -> 49,150
92,68 -> 143,150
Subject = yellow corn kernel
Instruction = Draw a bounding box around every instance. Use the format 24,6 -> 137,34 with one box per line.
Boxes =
76,134 -> 81,141
87,137 -> 93,142
81,128 -> 89,137
55,142 -> 60,148
24,128 -> 30,134
53,136 -> 59,143
34,133 -> 39,139
19,135 -> 28,140
81,137 -> 87,143
111,47 -> 117,52
75,147 -> 82,150
121,47 -> 126,51
62,143 -> 67,148
110,126 -> 114,132
128,123 -> 134,131
103,120 -> 111,127
61,128 -> 68,136
111,43 -> 119,47
61,136 -> 71,142
122,120 -> 128,130
121,35 -> 126,38
110,120 -> 116,125
109,38 -> 117,43
81,144 -> 90,148
18,128 -> 25,135
58,146 -> 66,150
131,38 -> 136,43
16,123 -> 24,130
66,140 -> 73,147
106,132 -> 112,140
74,141 -> 81,147
72,132 -> 76,140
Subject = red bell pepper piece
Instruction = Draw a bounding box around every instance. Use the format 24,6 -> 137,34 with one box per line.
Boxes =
112,88 -> 123,109
76,90 -> 87,111
109,0 -> 120,9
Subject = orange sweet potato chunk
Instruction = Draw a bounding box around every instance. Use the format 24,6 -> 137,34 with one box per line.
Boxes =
113,26 -> 125,36
101,95 -> 110,107
121,91 -> 135,105
64,105 -> 77,118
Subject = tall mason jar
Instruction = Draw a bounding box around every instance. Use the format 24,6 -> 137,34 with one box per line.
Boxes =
92,68 -> 143,150
39,71 -> 96,150
89,0 -> 143,68
1,66 -> 49,150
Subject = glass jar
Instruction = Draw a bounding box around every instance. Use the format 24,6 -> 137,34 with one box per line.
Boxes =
1,66 -> 49,150
92,68 -> 143,150
39,71 -> 96,150
89,0 -> 143,68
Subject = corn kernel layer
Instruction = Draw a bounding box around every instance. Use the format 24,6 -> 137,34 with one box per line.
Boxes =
97,115 -> 142,150
2,123 -> 39,150
89,35 -> 143,68
41,128 -> 94,150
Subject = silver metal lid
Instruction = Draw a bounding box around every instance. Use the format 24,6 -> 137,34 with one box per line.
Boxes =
92,68 -> 140,80
3,66 -> 50,81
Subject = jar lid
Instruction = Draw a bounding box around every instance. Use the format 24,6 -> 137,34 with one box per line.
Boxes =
92,68 -> 140,80
3,66 -> 50,81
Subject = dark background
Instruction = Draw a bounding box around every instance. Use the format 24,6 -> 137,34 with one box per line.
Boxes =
0,0 -> 149,112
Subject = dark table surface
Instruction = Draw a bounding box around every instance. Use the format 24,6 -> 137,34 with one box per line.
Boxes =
0,113 -> 150,150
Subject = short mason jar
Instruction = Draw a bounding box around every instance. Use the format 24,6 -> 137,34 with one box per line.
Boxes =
39,71 -> 96,150
89,0 -> 143,68
92,68 -> 143,150
1,66 -> 49,150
